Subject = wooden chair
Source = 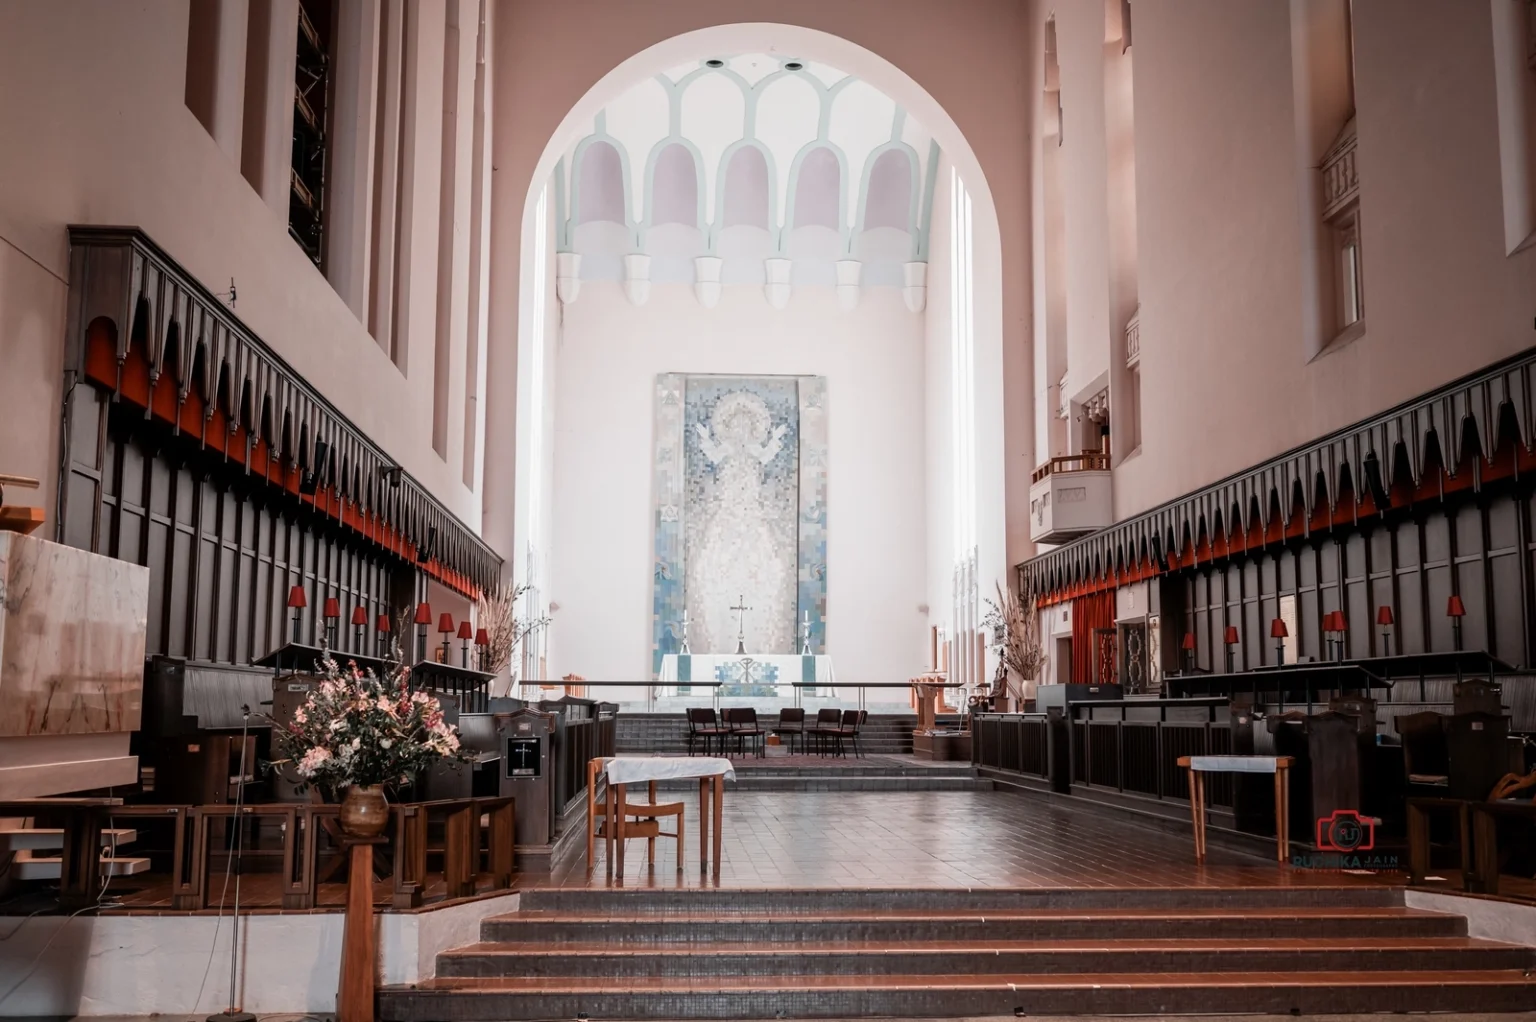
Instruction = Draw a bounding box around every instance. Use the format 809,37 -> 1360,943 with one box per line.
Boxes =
686,707 -> 724,756
771,707 -> 806,754
585,759 -> 685,871
616,780 -> 685,871
1394,711 -> 1450,790
722,707 -> 766,758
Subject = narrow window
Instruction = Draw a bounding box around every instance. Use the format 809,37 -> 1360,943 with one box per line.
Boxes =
290,0 -> 333,266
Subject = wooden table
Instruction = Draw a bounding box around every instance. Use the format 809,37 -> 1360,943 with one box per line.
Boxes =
600,757 -> 733,876
1177,755 -> 1293,865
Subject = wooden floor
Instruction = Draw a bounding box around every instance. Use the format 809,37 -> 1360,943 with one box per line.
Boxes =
533,789 -> 1393,890
9,789 -> 1398,915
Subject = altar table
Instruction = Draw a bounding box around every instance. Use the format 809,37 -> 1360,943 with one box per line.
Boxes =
659,653 -> 835,692
1178,755 -> 1294,865
601,757 -> 735,876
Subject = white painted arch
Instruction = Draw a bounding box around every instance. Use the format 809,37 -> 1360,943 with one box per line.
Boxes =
510,22 -> 1008,684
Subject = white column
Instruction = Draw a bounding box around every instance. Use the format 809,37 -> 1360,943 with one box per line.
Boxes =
185,0 -> 250,166
240,0 -> 300,219
326,0 -> 381,320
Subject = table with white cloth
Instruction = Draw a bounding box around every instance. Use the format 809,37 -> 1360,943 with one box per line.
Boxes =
658,653 -> 835,696
1178,755 -> 1294,865
600,757 -> 736,875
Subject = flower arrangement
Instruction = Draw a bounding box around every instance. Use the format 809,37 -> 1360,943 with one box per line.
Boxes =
981,580 -> 1044,705
268,656 -> 472,795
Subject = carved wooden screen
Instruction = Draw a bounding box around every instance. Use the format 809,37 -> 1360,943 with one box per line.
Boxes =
1093,628 -> 1118,686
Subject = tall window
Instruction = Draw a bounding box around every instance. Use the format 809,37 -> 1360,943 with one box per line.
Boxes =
950,167 -> 976,566
950,168 -> 979,690
290,0 -> 332,266
522,186 -> 550,684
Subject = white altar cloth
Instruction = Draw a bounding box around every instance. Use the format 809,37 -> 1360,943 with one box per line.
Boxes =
604,756 -> 735,786
657,653 -> 835,687
1188,755 -> 1286,773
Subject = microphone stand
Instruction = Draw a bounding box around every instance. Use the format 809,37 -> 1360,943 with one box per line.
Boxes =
208,705 -> 256,1022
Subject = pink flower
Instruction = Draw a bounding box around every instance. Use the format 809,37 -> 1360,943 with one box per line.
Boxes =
297,746 -> 332,777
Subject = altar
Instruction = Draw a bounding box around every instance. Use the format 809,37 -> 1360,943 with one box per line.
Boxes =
658,653 -> 835,696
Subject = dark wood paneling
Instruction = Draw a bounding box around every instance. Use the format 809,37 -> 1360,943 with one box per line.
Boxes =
1175,483 -> 1536,672
88,403 -> 415,666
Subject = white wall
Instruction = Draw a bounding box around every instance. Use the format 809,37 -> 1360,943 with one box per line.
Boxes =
546,282 -> 929,688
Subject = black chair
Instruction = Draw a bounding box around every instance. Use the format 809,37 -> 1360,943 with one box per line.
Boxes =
686,707 -> 725,756
771,707 -> 806,754
809,708 -> 842,757
722,707 -> 766,758
836,709 -> 868,759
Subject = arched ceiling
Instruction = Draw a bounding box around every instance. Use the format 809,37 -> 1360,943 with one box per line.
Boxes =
553,53 -> 941,270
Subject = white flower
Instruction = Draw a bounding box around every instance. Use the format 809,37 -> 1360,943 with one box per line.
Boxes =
329,718 -> 346,733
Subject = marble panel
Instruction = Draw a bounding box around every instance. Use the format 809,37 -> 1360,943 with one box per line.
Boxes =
0,532 -> 148,736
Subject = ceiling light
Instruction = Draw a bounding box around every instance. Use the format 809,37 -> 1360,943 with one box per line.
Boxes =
705,58 -> 725,68
783,61 -> 804,71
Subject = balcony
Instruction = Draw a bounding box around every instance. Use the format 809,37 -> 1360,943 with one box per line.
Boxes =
1029,453 -> 1113,545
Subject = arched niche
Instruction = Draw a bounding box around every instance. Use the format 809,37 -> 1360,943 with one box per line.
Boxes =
576,140 -> 627,224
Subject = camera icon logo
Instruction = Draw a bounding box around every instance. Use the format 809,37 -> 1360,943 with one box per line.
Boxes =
1316,808 -> 1376,852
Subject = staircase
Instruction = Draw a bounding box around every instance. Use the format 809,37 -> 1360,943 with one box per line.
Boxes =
618,713 -> 966,756
379,886 -> 1536,1019
0,819 -> 150,880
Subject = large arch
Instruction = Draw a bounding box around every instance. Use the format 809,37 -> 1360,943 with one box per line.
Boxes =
484,14 -> 1031,686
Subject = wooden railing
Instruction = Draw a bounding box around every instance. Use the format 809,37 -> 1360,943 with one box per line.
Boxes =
973,699 -> 1235,808
553,715 -> 617,818
4,796 -> 516,912
1032,452 -> 1111,484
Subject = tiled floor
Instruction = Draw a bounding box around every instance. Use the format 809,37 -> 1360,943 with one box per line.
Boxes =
538,788 -> 1395,890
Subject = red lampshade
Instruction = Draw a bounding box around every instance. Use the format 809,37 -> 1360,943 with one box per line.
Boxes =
287,585 -> 307,609
457,620 -> 473,640
1181,632 -> 1196,651
323,597 -> 341,620
351,605 -> 368,627
1322,610 -> 1339,633
1333,610 -> 1347,631
1376,605 -> 1395,627
376,612 -> 392,633
474,627 -> 489,647
413,602 -> 433,625
438,612 -> 455,635
1270,618 -> 1289,639
1447,595 -> 1466,618
1223,625 -> 1239,645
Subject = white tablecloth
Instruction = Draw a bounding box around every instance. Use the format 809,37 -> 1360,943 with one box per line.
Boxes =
1188,755 -> 1286,773
657,653 -> 835,687
604,756 -> 736,786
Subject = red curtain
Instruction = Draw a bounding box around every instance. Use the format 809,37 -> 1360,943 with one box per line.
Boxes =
1070,591 -> 1115,684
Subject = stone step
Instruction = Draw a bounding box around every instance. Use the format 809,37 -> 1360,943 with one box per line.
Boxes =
480,906 -> 1466,944
435,936 -> 1535,980
513,884 -> 1402,914
380,969 -> 1536,1020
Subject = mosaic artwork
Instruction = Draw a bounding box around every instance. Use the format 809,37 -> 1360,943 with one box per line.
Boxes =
652,374 -> 828,677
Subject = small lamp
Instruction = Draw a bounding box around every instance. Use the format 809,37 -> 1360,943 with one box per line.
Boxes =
1223,625 -> 1239,674
1322,610 -> 1339,661
1377,605 -> 1394,657
1332,610 -> 1347,661
413,602 -> 433,662
322,597 -> 341,650
376,612 -> 392,659
351,605 -> 368,652
474,627 -> 490,672
1447,594 -> 1466,650
1181,631 -> 1196,672
1270,617 -> 1289,666
437,612 -> 456,662
287,585 -> 307,645
457,619 -> 473,668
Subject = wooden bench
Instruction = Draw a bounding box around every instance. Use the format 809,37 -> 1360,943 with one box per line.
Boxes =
1177,755 -> 1294,865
